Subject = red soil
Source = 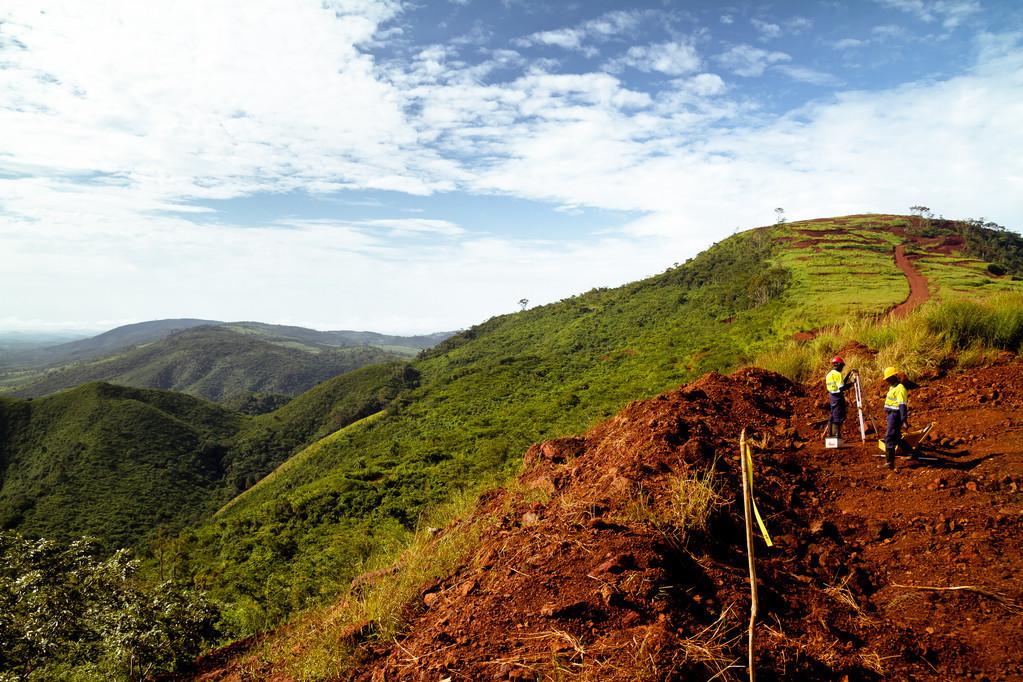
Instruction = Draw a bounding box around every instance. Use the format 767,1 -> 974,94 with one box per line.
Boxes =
186,361 -> 1023,681
891,244 -> 931,318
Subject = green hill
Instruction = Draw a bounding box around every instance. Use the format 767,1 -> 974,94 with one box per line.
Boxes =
0,383 -> 242,548
8,326 -> 404,404
176,214 -> 1023,630
0,362 -> 420,551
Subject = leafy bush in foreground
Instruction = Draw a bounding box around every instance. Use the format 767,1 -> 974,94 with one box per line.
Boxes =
0,532 -> 219,681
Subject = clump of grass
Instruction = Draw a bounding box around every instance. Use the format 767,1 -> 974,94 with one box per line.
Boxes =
622,463 -> 724,547
666,462 -> 725,540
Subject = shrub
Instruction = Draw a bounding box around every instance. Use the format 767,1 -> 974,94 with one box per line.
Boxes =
0,532 -> 219,681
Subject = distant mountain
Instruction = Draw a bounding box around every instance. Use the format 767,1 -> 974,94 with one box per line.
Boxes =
224,322 -> 452,350
32,318 -> 217,363
0,319 -> 454,374
9,325 -> 405,403
0,318 -> 218,370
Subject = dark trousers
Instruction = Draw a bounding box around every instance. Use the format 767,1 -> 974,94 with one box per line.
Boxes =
885,410 -> 902,463
829,395 -> 846,437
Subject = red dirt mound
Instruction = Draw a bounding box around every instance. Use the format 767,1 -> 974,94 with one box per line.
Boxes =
352,364 -> 1023,680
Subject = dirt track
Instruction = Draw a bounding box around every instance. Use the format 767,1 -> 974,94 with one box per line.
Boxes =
891,244 -> 930,318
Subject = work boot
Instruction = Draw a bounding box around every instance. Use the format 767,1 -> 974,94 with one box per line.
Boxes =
885,448 -> 896,471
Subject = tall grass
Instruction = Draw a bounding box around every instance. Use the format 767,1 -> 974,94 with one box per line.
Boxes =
757,293 -> 1023,384
925,293 -> 1023,350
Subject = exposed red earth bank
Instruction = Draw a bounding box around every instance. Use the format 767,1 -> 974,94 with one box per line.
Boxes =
191,359 -> 1023,681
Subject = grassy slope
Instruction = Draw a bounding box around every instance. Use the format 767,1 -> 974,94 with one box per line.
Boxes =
9,326 -> 402,402
181,215 -> 1023,630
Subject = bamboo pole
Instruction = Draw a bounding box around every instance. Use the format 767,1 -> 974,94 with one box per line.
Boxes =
740,429 -> 758,682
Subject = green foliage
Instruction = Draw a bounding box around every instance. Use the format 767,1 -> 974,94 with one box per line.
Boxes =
0,363 -> 418,551
220,362 -> 420,498
0,531 -> 219,680
956,219 -> 1023,276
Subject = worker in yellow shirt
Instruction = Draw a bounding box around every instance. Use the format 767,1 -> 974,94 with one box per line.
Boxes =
825,356 -> 857,440
882,366 -> 910,470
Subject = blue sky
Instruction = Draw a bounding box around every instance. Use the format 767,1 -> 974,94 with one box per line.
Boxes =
1,0 -> 1021,333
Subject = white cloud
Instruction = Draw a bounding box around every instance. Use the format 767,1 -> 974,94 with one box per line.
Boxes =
774,65 -> 841,86
611,41 -> 701,76
715,44 -> 791,77
0,0 -> 452,202
753,16 -> 812,41
513,10 -> 646,55
833,38 -> 867,50
752,19 -> 783,41
720,14 -> 734,25
677,73 -> 727,97
785,17 -> 815,34
875,0 -> 982,29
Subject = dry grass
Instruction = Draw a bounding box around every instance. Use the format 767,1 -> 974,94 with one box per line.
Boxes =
620,462 -> 725,548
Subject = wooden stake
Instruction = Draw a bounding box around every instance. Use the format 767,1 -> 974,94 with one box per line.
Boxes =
740,429 -> 758,682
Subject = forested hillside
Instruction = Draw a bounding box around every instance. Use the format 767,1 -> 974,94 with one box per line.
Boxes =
0,363 -> 420,549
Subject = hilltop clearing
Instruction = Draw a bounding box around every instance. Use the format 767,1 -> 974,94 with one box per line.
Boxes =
191,359 -> 1023,680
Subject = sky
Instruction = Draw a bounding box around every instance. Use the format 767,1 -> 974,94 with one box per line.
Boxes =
2,0 -> 1022,334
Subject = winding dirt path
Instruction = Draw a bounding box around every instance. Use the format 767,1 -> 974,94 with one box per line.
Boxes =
891,243 -> 930,318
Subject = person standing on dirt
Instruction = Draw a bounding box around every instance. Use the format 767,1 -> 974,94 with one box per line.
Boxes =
825,356 -> 857,439
882,366 -> 910,470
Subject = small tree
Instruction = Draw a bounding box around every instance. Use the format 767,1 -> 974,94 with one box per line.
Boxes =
518,298 -> 529,311
774,207 -> 786,225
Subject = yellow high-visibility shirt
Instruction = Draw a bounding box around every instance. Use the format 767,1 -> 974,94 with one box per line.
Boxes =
885,383 -> 909,411
826,369 -> 843,394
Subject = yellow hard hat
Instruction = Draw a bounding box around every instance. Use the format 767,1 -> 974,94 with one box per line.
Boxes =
883,366 -> 898,380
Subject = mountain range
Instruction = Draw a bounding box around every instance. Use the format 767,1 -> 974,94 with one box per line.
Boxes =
0,320 -> 452,406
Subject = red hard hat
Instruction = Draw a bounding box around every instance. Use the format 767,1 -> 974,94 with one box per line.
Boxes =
831,356 -> 844,364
